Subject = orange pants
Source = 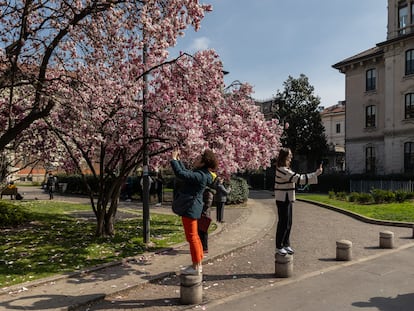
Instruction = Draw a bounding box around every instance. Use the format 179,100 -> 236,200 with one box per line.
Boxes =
182,216 -> 204,264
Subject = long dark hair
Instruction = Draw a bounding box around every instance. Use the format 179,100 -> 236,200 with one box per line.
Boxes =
276,147 -> 291,168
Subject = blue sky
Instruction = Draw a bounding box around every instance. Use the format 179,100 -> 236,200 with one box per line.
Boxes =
170,0 -> 388,108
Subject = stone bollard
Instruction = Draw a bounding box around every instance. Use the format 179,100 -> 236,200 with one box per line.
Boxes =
379,231 -> 394,249
275,253 -> 293,278
336,240 -> 352,261
179,273 -> 203,305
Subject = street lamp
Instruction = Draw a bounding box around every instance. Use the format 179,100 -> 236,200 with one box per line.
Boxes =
142,40 -> 150,244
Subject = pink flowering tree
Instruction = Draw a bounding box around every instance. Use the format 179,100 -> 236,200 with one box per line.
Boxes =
35,48 -> 282,237
1,0 -> 283,237
0,0 -> 211,152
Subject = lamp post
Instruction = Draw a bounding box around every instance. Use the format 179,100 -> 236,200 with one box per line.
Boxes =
142,41 -> 150,244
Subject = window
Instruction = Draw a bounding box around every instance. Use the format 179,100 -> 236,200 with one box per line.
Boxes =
366,69 -> 376,91
405,93 -> 414,119
399,4 -> 408,34
365,105 -> 376,128
412,3 -> 414,25
405,142 -> 414,173
406,49 -> 414,75
336,123 -> 341,133
365,146 -> 376,174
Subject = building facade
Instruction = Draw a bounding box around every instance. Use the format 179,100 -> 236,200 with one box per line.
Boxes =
333,0 -> 414,175
320,101 -> 346,172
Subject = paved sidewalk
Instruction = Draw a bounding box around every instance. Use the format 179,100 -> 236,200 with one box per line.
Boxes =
1,188 -> 414,311
0,188 -> 275,311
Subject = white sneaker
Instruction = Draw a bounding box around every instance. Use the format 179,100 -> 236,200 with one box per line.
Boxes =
155,203 -> 162,206
181,265 -> 202,275
284,246 -> 295,255
276,248 -> 288,256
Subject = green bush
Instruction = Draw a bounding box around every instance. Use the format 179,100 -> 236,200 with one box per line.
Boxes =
336,191 -> 347,201
371,189 -> 395,203
328,191 -> 335,199
348,192 -> 359,202
227,177 -> 249,204
355,193 -> 372,204
394,190 -> 409,203
0,202 -> 32,227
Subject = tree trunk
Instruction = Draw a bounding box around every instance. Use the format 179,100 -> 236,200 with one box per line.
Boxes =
94,182 -> 121,237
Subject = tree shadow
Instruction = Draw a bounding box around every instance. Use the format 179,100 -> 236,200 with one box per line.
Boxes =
86,297 -> 183,310
0,293 -> 105,310
64,262 -> 150,285
352,293 -> 414,310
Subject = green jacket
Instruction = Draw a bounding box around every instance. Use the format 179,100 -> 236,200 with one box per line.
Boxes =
170,160 -> 213,219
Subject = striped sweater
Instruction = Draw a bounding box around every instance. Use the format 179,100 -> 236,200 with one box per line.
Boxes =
274,166 -> 319,202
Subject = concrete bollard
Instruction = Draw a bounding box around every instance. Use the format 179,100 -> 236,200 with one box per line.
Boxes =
179,273 -> 203,305
336,240 -> 352,261
379,231 -> 394,249
275,253 -> 293,278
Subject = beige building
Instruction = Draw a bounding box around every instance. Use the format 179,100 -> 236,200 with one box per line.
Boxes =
320,101 -> 346,172
333,0 -> 414,175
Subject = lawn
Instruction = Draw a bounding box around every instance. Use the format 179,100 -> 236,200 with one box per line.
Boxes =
0,200 -> 187,288
297,193 -> 414,223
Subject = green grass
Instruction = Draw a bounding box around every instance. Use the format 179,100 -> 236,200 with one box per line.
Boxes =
0,200 -> 186,288
297,193 -> 414,222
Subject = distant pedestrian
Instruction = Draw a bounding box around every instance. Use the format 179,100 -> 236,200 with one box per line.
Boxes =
47,172 -> 58,200
154,170 -> 164,206
214,177 -> 231,223
274,147 -> 323,256
6,181 -> 17,200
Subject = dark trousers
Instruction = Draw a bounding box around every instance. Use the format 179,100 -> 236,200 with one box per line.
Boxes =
275,198 -> 293,249
48,186 -> 54,199
198,230 -> 208,251
216,202 -> 225,222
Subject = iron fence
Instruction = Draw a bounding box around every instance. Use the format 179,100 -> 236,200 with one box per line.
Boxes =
350,180 -> 414,193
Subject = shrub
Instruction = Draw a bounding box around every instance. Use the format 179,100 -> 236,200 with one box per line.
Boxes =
336,191 -> 347,201
355,193 -> 372,204
348,192 -> 359,202
407,192 -> 414,200
328,191 -> 335,199
394,190 -> 409,203
371,189 -> 395,204
227,177 -> 249,204
0,202 -> 32,227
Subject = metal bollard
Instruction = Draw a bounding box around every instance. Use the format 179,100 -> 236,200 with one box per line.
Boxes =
180,273 -> 203,305
275,253 -> 293,278
412,225 -> 414,238
336,240 -> 352,261
379,231 -> 394,249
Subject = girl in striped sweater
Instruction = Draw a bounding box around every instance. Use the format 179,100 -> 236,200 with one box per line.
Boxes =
274,147 -> 323,256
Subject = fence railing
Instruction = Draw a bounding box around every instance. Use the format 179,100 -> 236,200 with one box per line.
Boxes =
350,180 -> 414,193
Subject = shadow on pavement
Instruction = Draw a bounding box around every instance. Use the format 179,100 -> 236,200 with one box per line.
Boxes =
352,293 -> 414,310
0,294 -> 105,310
